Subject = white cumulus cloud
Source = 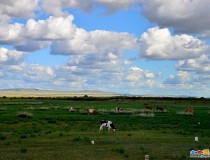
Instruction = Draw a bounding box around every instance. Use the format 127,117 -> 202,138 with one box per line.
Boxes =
176,54 -> 210,73
140,0 -> 210,37
23,64 -> 55,81
126,66 -> 156,82
0,0 -> 38,23
164,71 -> 191,84
41,0 -> 139,15
0,23 -> 23,44
51,29 -> 138,55
140,27 -> 208,60
0,47 -> 25,65
25,15 -> 76,40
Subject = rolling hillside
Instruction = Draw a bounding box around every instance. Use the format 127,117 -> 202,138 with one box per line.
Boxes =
0,88 -> 120,97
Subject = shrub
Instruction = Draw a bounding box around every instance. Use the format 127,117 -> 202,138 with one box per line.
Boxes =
97,109 -> 109,114
20,148 -> 27,153
38,107 -> 50,111
134,113 -> 155,117
127,133 -> 132,136
161,130 -> 167,134
170,152 -> 186,160
139,146 -> 144,151
6,142 -> 10,146
17,112 -> 33,118
124,153 -> 129,157
0,107 -> 6,111
20,134 -> 27,139
83,136 -> 91,143
72,136 -> 81,142
59,133 -> 63,137
0,134 -> 6,140
176,111 -> 193,116
112,148 -> 125,154
47,119 -> 57,123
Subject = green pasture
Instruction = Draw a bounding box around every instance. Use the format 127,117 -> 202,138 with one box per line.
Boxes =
0,97 -> 210,160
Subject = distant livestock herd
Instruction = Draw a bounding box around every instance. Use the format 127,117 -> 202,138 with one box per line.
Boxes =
146,106 -> 164,111
69,107 -> 123,114
69,106 -> 194,114
68,106 -> 194,133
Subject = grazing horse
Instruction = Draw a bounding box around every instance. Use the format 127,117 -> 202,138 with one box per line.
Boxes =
99,120 -> 116,132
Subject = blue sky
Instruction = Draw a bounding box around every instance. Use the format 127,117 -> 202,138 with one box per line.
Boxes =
0,0 -> 210,97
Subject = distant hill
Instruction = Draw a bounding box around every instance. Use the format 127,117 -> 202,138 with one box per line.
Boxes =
0,88 -> 120,97
0,88 -> 199,98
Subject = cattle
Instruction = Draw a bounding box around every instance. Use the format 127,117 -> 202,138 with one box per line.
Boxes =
69,107 -> 76,112
87,108 -> 97,114
156,107 -> 164,111
115,107 -> 122,113
185,108 -> 193,113
146,106 -> 152,110
99,120 -> 116,132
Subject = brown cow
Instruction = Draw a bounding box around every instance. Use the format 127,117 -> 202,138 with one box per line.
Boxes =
146,106 -> 152,110
87,108 -> 97,114
185,108 -> 193,113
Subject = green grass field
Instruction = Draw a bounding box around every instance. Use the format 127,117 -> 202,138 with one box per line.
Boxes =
0,97 -> 210,160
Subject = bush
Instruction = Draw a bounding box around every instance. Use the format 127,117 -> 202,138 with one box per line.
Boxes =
38,107 -> 50,111
83,136 -> 91,142
0,134 -> 6,140
20,134 -> 27,139
59,133 -> 63,137
72,136 -> 82,142
112,148 -> 125,154
20,148 -> 27,153
127,133 -> 132,136
176,111 -> 193,116
169,152 -> 186,160
124,153 -> 129,157
0,107 -> 6,111
17,112 -> 33,118
47,119 -> 57,123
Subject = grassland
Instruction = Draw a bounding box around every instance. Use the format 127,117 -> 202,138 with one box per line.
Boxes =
0,96 -> 210,160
